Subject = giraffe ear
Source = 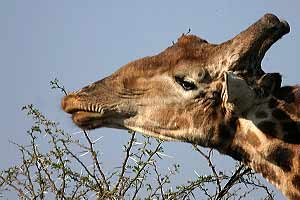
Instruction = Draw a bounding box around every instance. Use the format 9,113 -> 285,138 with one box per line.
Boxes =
223,72 -> 256,114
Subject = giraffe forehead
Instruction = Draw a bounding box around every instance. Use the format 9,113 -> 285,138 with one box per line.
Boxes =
172,64 -> 207,78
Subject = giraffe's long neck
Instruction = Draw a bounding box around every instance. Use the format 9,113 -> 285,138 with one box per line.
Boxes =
227,91 -> 300,200
230,118 -> 300,199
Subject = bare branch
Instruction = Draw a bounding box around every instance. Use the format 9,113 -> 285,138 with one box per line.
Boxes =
83,130 -> 109,190
193,145 -> 222,194
114,132 -> 136,191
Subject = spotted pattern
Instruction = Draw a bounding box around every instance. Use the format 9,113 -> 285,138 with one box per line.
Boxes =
272,109 -> 290,120
228,146 -> 250,163
218,122 -> 234,141
292,175 -> 300,190
268,98 -> 279,108
275,86 -> 296,103
255,111 -> 268,119
255,163 -> 280,185
281,121 -> 300,143
265,146 -> 294,172
257,121 -> 277,137
286,192 -> 300,200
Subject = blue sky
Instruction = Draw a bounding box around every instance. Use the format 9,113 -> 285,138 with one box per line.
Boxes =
0,1 -> 299,199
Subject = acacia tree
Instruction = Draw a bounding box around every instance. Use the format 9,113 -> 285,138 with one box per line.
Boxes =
0,79 -> 274,199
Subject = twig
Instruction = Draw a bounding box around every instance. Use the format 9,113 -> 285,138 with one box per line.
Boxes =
83,130 -> 109,190
0,176 -> 31,200
50,78 -> 68,96
115,132 -> 136,191
193,145 -> 222,194
153,162 -> 165,200
61,141 -> 104,194
30,132 -> 48,199
216,165 -> 251,200
121,141 -> 162,196
20,149 -> 36,198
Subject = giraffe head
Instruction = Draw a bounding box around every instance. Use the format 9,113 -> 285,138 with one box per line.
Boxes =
61,14 -> 289,147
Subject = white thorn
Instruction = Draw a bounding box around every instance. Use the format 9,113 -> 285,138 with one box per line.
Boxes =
133,142 -> 143,145
129,156 -> 138,164
92,136 -> 103,144
79,151 -> 89,157
194,170 -> 200,177
71,130 -> 84,135
156,152 -> 174,158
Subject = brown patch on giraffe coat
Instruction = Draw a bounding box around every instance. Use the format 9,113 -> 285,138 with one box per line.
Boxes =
255,163 -> 280,185
257,121 -> 277,137
218,122 -> 234,141
265,145 -> 294,172
272,109 -> 290,120
282,121 -> 298,133
228,146 -> 250,163
292,175 -> 300,191
275,86 -> 295,103
268,98 -> 279,108
255,110 -> 268,119
286,192 -> 300,200
282,121 -> 300,144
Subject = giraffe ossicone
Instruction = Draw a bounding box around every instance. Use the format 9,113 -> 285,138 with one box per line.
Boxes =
61,14 -> 300,199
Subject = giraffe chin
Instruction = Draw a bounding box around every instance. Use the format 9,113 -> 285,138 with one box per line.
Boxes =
72,111 -> 105,130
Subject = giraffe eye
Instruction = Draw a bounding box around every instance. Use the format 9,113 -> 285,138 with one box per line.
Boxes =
175,76 -> 197,91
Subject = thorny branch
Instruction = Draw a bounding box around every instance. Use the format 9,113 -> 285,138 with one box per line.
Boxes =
193,145 -> 222,194
83,130 -> 109,190
216,165 -> 251,200
114,132 -> 136,192
121,140 -> 162,196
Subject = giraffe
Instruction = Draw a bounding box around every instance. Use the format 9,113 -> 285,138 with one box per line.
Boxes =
61,14 -> 300,199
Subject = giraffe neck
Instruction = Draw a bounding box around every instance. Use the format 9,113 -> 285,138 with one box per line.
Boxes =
247,95 -> 300,143
227,93 -> 300,200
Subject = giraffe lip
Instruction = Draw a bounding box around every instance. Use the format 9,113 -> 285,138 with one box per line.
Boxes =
61,95 -> 107,128
72,111 -> 105,130
61,94 -> 104,114
72,110 -> 133,130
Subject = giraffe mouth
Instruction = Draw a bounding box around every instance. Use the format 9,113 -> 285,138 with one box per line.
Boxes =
71,111 -> 130,130
61,94 -> 134,130
61,96 -> 106,129
71,111 -> 105,130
